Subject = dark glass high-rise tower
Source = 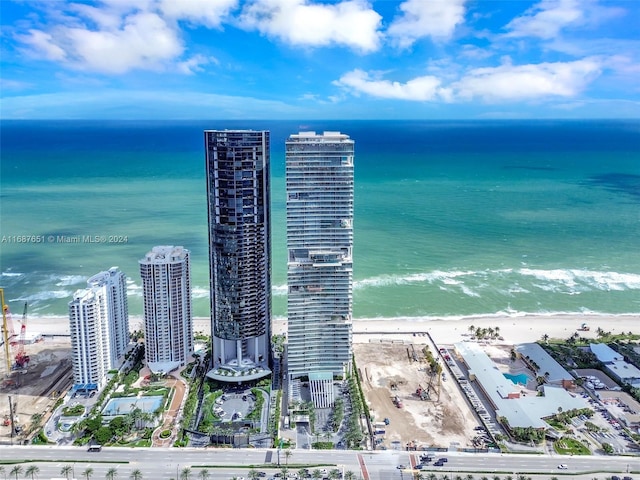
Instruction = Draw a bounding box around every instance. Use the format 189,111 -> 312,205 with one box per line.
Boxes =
204,130 -> 272,382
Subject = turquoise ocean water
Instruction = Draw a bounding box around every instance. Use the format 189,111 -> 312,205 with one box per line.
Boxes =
1,120 -> 639,323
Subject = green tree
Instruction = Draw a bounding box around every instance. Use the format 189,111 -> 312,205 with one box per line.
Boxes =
60,465 -> 73,480
129,469 -> 142,480
9,466 -> 22,480
25,466 -> 40,480
312,470 -> 322,479
284,448 -> 292,465
344,472 -> 356,480
248,469 -> 259,480
197,470 -> 210,480
96,426 -> 114,444
82,467 -> 94,480
180,468 -> 191,480
105,468 -> 118,480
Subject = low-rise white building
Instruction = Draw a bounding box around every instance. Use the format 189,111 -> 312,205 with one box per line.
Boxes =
456,342 -> 587,430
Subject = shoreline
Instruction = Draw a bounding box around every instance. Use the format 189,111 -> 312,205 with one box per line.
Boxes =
18,312 -> 640,346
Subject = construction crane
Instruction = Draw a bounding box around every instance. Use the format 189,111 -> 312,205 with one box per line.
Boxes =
14,303 -> 29,369
1,288 -> 12,375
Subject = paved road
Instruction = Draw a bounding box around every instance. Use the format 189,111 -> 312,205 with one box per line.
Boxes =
2,447 -> 639,479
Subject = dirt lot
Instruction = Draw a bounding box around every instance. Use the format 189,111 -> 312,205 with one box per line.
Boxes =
0,338 -> 72,444
354,338 -> 478,450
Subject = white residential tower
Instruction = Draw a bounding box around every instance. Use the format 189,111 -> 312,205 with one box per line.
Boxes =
139,246 -> 193,374
286,131 -> 354,408
69,267 -> 129,390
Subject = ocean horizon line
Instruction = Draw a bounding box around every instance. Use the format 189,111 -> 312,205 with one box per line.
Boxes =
23,310 -> 640,323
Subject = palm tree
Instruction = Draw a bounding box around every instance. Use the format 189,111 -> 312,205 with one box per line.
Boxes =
312,469 -> 322,479
198,470 -> 210,480
493,476 -> 501,480
105,468 -> 118,480
61,465 -> 73,480
25,466 -> 40,479
82,467 -> 94,480
248,469 -> 259,480
297,469 -> 307,479
284,448 -> 292,465
180,468 -> 191,480
9,466 -> 22,480
129,469 -> 143,480
344,472 -> 356,480
466,475 -> 474,480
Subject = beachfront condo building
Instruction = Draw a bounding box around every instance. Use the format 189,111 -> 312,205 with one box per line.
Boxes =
286,131 -> 354,408
139,246 -> 193,374
204,130 -> 272,382
68,267 -> 129,390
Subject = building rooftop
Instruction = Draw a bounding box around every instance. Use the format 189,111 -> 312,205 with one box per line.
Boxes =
590,343 -> 623,363
456,342 -> 587,429
516,343 -> 574,383
140,245 -> 189,264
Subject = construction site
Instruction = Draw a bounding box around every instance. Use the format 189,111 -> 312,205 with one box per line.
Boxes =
0,288 -> 73,445
354,335 -> 479,450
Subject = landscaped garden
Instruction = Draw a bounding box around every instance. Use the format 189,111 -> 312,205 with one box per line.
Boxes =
553,437 -> 591,455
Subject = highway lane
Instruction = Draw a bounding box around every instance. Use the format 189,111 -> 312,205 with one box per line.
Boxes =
1,447 -> 639,479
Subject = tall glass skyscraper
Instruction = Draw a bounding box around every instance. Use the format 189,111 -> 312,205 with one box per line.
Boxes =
204,130 -> 272,382
139,246 -> 193,374
286,131 -> 354,407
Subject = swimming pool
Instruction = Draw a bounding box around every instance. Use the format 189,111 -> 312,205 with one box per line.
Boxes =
102,396 -> 163,416
504,373 -> 530,386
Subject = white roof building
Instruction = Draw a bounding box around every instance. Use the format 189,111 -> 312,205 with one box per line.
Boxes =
456,342 -> 588,429
589,343 -> 623,363
607,361 -> 640,388
516,343 -> 574,384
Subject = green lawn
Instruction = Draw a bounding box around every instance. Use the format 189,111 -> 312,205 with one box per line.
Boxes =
553,437 -> 590,455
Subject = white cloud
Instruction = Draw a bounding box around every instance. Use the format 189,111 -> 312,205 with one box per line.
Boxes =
66,12 -> 183,74
159,0 -> 237,28
387,0 -> 466,47
334,69 -> 444,101
17,11 -> 183,74
17,29 -> 67,61
334,59 -> 602,103
452,59 -> 602,101
177,54 -> 218,75
238,0 -> 382,52
505,0 -> 584,39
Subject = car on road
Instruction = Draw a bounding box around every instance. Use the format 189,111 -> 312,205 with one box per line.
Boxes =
557,464 -> 568,470
397,465 -> 406,470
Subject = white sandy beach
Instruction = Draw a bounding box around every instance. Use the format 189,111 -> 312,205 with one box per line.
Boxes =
20,313 -> 640,346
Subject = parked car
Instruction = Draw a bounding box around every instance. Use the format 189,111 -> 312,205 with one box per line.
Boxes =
557,464 -> 568,470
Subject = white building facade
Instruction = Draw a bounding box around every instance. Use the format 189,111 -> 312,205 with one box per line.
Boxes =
139,246 -> 193,374
286,131 -> 354,407
69,267 -> 129,390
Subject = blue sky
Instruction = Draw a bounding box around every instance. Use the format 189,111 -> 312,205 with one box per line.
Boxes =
1,0 -> 639,119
